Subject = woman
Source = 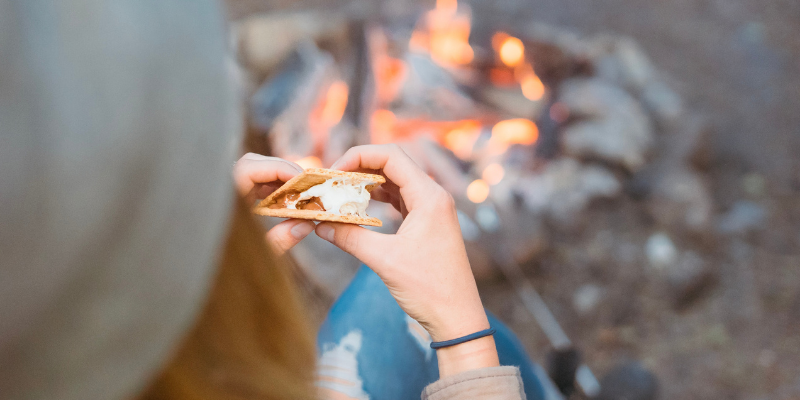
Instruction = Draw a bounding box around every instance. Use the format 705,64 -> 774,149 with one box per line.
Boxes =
0,1 -> 543,399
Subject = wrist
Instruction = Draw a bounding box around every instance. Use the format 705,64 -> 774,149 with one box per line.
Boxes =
436,336 -> 500,377
428,303 -> 491,343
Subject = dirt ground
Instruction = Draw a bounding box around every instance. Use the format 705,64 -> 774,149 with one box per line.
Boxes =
226,0 -> 800,398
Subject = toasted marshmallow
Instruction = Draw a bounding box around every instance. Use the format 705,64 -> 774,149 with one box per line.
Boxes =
287,178 -> 373,217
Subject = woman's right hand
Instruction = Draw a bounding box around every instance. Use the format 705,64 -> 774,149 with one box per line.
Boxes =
315,144 -> 500,377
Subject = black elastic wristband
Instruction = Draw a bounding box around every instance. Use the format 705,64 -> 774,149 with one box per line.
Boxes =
430,328 -> 496,349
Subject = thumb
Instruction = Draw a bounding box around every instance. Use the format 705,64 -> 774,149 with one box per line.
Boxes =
266,219 -> 315,256
315,222 -> 388,265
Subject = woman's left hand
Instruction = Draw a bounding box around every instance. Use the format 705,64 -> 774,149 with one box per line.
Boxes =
233,153 -> 315,256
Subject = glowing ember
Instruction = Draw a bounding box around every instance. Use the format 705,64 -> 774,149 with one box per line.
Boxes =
370,28 -> 407,105
295,156 -> 323,170
320,80 -> 349,127
521,73 -> 545,101
443,121 -> 482,159
409,0 -> 474,67
467,179 -> 490,203
498,36 -> 525,67
490,33 -> 547,102
482,163 -> 505,185
489,118 -> 539,153
489,67 -> 517,87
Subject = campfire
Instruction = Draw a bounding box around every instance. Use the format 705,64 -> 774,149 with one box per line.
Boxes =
233,0 -> 711,280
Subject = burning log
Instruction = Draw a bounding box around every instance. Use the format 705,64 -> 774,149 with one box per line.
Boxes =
232,0 -> 711,296
249,41 -> 345,162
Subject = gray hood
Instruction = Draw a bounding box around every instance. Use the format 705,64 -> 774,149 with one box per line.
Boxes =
0,1 -> 239,398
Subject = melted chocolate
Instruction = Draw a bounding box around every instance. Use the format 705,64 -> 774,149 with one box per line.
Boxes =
267,192 -> 300,209
268,192 -> 325,211
297,197 -> 325,211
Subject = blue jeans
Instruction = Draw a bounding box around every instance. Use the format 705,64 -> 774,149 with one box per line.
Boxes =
316,265 -> 546,400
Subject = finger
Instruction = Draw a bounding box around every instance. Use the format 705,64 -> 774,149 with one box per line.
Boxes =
330,144 -> 434,210
266,219 -> 316,256
315,222 -> 390,267
253,181 -> 284,200
233,153 -> 303,196
368,187 -> 394,204
368,187 -> 406,215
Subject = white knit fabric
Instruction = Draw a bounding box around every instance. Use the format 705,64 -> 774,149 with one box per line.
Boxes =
0,1 -> 239,398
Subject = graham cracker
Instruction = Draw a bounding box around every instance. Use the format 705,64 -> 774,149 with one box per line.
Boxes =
252,168 -> 385,227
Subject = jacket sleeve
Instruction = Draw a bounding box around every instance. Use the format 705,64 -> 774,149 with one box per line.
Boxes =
421,366 -> 526,400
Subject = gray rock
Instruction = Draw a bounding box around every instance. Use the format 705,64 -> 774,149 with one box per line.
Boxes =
514,158 -> 622,223
716,200 -> 768,235
741,173 -> 767,198
645,232 -> 678,271
558,78 -> 654,171
590,35 -> 656,92
647,167 -> 713,232
666,251 -> 716,307
641,79 -> 684,127
573,284 -> 604,315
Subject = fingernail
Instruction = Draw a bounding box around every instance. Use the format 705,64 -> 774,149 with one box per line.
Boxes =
290,221 -> 314,239
316,224 -> 334,242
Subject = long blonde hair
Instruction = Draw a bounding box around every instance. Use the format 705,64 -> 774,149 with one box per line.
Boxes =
138,195 -> 317,399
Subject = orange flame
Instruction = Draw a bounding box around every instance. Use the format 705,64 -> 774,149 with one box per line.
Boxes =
295,156 -> 323,170
482,163 -> 505,185
467,179 -> 490,203
410,0 -> 474,67
443,121 -> 482,159
489,118 -> 539,153
369,28 -> 407,105
309,80 -> 350,154
436,0 -> 457,14
320,80 -> 349,127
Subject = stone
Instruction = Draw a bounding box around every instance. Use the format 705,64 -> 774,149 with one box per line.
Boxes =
645,232 -> 678,271
666,251 -> 716,307
558,78 -> 654,171
741,173 -> 767,197
647,167 -> 713,232
591,35 -> 655,92
716,200 -> 768,235
573,284 -> 604,315
597,362 -> 659,400
514,157 -> 622,223
641,79 -> 684,128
